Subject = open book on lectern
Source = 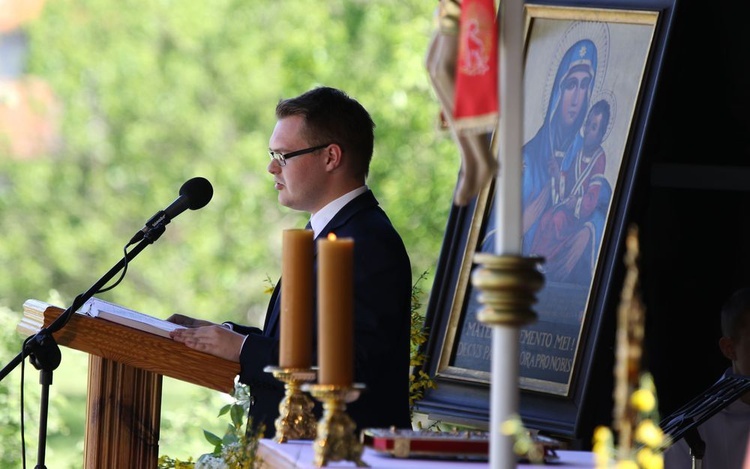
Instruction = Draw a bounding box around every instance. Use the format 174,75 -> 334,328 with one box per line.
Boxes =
76,297 -> 186,338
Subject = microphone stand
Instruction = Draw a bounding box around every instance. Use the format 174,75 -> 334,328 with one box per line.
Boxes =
658,372 -> 750,465
0,224 -> 166,469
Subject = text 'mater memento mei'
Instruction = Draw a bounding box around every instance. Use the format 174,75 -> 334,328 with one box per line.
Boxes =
280,228 -> 314,369
317,233 -> 354,386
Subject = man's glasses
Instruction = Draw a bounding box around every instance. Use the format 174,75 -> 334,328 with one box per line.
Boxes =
268,144 -> 330,166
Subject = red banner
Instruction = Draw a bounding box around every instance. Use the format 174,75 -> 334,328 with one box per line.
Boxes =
453,0 -> 499,134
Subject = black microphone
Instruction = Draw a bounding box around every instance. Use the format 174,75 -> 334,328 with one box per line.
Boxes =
128,177 -> 213,245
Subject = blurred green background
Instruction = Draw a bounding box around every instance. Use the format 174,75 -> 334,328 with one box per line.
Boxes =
0,0 -> 462,467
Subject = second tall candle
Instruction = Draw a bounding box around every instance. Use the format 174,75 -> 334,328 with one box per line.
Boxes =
317,233 -> 354,386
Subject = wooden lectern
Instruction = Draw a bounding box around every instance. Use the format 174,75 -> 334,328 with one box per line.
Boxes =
17,299 -> 240,468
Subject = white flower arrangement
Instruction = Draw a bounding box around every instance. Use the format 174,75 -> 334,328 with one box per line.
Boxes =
158,380 -> 264,469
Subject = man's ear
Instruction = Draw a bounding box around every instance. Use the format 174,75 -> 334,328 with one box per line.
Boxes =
719,336 -> 736,361
323,143 -> 343,169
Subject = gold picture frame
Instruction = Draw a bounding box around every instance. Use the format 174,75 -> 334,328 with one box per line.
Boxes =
416,0 -> 675,439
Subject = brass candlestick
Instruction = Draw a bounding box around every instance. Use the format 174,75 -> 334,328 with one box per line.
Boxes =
471,253 -> 544,466
264,366 -> 318,442
471,253 -> 544,327
303,383 -> 367,467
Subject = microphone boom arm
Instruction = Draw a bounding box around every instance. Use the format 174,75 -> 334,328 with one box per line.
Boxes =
1,234 -> 158,380
0,176 -> 210,468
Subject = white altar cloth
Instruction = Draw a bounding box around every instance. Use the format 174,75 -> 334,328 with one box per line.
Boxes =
258,439 -> 597,468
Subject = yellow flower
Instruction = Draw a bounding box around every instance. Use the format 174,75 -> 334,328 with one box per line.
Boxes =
593,425 -> 614,447
636,447 -> 664,469
631,388 -> 656,412
635,420 -> 665,448
500,414 -> 524,436
592,426 -> 614,467
513,437 -> 531,455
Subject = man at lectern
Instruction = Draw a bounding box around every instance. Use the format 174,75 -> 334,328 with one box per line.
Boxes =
168,86 -> 413,439
664,287 -> 750,468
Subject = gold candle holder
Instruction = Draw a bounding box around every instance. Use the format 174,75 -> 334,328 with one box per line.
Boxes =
471,253 -> 544,466
471,253 -> 544,327
264,366 -> 318,442
303,383 -> 367,467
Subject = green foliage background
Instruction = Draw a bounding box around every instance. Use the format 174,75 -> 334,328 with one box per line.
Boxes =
0,0 -> 461,466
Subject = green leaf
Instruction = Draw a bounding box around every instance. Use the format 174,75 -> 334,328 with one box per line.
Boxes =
230,403 -> 245,427
203,430 -> 222,447
217,404 -> 232,417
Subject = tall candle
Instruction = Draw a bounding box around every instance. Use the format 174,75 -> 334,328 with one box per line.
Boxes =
280,228 -> 314,369
495,0 -> 524,255
317,233 -> 354,386
490,1 -> 525,468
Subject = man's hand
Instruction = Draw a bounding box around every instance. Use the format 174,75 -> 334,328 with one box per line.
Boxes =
170,325 -> 244,362
166,313 -> 216,328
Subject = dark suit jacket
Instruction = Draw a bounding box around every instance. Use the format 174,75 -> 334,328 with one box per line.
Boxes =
229,190 -> 412,438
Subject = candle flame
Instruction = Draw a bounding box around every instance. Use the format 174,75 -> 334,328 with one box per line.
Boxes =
327,233 -> 337,241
